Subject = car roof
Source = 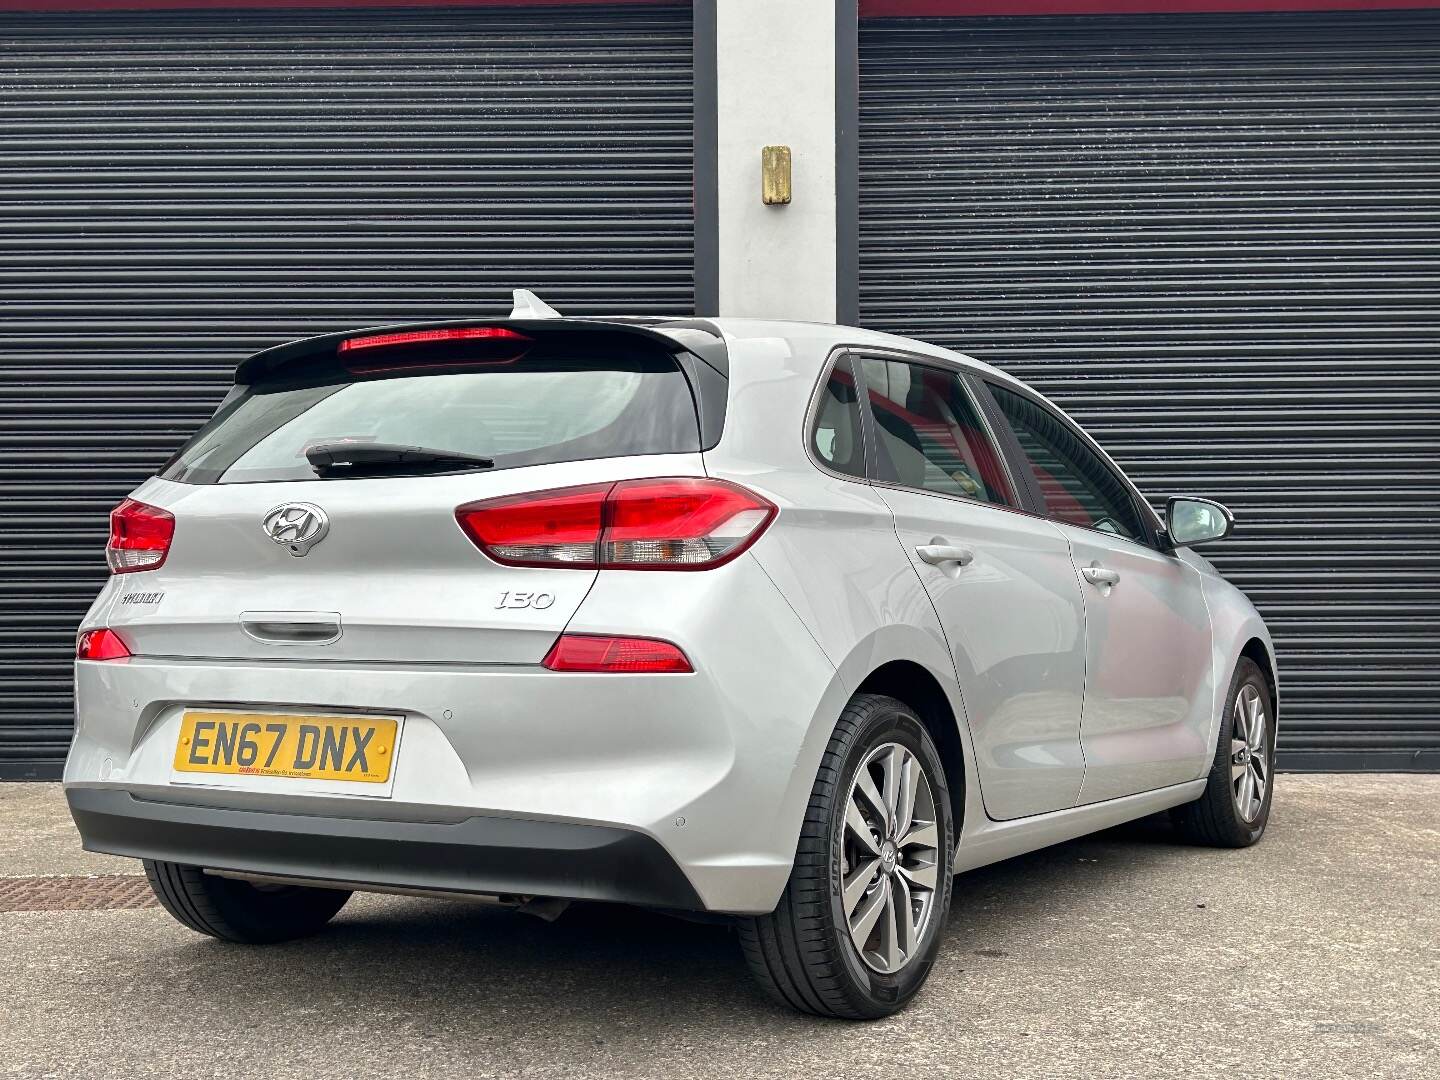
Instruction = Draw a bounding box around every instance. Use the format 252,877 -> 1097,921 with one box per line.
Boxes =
696,316 -> 1024,390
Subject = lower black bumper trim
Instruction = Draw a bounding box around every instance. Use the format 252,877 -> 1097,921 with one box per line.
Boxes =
66,787 -> 705,911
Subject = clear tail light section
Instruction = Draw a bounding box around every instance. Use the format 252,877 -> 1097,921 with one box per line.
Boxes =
456,478 -> 777,571
601,479 -> 775,568
542,634 -> 692,673
107,499 -> 175,573
76,628 -> 132,661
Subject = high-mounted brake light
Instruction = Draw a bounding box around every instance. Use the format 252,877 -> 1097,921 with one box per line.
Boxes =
76,628 -> 131,661
338,327 -> 531,353
107,499 -> 175,574
542,634 -> 692,674
455,478 -> 777,571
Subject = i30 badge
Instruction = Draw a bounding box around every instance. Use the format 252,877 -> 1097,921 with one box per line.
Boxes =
262,502 -> 329,557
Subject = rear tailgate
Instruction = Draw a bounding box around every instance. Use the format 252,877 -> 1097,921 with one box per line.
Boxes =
95,323 -> 717,664
102,459 -> 706,664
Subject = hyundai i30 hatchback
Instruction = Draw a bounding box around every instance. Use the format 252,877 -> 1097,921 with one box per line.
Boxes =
66,292 -> 1277,1019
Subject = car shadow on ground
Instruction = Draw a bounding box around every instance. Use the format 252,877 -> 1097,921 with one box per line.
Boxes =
110,813 -> 1198,1034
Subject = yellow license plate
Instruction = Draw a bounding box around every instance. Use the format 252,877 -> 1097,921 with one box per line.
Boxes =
173,711 -> 398,784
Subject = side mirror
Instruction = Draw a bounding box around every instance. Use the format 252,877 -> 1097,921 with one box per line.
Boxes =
1165,496 -> 1234,548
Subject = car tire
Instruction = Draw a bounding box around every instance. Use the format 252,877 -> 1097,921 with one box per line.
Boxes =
738,693 -> 955,1019
1171,656 -> 1276,848
143,860 -> 351,944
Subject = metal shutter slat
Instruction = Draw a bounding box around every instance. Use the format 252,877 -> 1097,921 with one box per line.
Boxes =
0,5 -> 693,778
859,10 -> 1440,771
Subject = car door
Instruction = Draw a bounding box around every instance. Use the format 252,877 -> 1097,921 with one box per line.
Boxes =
855,354 -> 1088,820
982,382 -> 1215,803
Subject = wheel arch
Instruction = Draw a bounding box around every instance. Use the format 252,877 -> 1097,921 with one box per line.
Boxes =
1240,636 -> 1278,718
821,619 -> 976,838
1197,568 -> 1279,763
853,659 -> 968,836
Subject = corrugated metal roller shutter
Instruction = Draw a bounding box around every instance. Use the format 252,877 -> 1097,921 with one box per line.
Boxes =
0,5 -> 693,778
859,10 -> 1440,770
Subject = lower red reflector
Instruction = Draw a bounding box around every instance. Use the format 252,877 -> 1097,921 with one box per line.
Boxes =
76,629 -> 131,661
542,634 -> 692,674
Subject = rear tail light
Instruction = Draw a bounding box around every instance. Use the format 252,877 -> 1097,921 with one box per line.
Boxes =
76,628 -> 131,661
460,483 -> 609,567
456,478 -> 777,571
542,634 -> 691,674
107,499 -> 175,573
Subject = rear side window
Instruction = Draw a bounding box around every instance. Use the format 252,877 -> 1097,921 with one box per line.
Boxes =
164,351 -> 701,485
860,358 -> 1014,505
810,355 -> 866,479
987,384 -> 1144,540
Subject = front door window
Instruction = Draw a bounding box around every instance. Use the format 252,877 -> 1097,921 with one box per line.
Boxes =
987,384 -> 1143,540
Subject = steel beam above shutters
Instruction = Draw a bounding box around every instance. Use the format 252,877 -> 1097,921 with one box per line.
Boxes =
0,4 -> 693,778
859,10 -> 1440,771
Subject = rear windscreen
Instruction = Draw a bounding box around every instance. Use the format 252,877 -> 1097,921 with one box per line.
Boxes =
162,350 -> 701,485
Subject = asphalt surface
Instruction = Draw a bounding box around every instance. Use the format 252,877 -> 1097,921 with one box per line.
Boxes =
2,775 -> 1437,1079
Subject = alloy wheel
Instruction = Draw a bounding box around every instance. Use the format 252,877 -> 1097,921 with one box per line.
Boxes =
839,742 -> 941,974
1230,684 -> 1270,822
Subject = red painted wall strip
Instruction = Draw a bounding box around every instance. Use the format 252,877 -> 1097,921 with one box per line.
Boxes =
0,0 -> 677,11
860,0 -> 1440,15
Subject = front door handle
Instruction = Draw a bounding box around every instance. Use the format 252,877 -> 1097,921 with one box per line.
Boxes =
1081,565 -> 1121,587
916,544 -> 975,568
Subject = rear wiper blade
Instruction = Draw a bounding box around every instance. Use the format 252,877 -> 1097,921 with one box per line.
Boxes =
305,442 -> 495,476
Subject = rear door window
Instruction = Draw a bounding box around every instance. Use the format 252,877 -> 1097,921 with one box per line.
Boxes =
163,351 -> 701,485
859,357 -> 1015,506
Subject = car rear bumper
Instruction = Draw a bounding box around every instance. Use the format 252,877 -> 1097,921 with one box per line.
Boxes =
64,552 -> 848,915
67,786 -> 705,910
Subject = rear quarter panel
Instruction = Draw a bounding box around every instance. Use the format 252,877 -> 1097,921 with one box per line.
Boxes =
702,329 -> 935,675
705,329 -> 986,846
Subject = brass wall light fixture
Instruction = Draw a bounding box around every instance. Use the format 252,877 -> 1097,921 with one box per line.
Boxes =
761,145 -> 792,205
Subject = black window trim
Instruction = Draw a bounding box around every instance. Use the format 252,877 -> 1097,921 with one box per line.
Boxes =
805,344 -> 1168,552
976,376 -> 1167,553
964,370 -> 1049,515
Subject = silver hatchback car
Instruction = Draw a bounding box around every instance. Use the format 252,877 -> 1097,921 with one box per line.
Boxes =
66,293 -> 1277,1019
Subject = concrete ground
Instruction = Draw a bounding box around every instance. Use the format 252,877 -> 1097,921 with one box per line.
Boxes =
1,776 -> 1436,1079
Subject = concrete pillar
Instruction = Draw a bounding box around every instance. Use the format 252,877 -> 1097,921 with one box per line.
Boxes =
695,0 -> 857,323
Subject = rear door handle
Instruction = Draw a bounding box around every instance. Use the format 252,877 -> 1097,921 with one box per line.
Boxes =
1081,565 -> 1121,587
915,544 -> 975,568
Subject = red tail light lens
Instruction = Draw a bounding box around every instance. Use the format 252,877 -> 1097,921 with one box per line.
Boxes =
457,483 -> 609,567
339,327 -> 535,375
455,478 -> 776,570
76,628 -> 131,661
107,499 -> 175,573
542,634 -> 692,673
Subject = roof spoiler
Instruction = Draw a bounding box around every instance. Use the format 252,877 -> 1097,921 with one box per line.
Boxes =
235,314 -> 728,385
